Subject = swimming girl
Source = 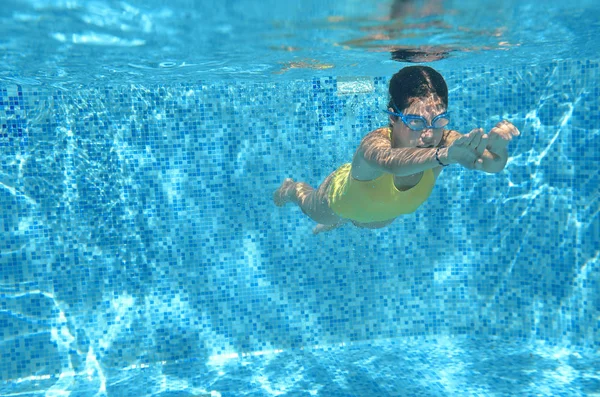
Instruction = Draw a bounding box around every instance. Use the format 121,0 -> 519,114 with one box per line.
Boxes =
274,66 -> 520,234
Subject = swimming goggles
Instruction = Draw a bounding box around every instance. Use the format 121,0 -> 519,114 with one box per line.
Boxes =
384,105 -> 450,131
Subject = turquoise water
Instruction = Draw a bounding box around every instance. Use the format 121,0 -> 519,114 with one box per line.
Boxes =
1,0 -> 598,85
1,1 -> 599,396
3,336 -> 600,396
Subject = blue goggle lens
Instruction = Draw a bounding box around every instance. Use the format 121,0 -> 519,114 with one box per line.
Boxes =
406,116 -> 449,130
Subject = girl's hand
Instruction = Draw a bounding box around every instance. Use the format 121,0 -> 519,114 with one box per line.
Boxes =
446,128 -> 488,170
486,120 -> 520,154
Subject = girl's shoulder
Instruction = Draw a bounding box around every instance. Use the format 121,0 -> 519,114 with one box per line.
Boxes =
367,126 -> 392,140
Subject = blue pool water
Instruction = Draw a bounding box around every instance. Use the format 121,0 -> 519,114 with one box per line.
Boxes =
1,0 -> 599,396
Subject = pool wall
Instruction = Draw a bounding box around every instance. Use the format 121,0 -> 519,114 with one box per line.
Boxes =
0,59 -> 598,383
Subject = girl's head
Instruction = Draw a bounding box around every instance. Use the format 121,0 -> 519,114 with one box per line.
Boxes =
388,65 -> 448,112
387,66 -> 449,148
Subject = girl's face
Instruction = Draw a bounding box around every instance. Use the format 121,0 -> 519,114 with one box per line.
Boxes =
389,94 -> 447,148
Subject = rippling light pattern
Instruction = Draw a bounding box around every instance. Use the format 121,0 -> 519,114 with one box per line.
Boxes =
1,0 -> 599,396
1,58 -> 598,396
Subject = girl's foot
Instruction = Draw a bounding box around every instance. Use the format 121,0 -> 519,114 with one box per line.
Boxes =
273,178 -> 296,207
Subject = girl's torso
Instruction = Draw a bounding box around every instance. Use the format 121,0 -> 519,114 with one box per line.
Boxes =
350,127 -> 439,189
393,172 -> 425,191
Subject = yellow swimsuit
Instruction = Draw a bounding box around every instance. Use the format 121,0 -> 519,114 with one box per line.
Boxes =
328,160 -> 436,223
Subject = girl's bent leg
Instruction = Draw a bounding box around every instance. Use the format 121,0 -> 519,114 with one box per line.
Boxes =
274,173 -> 341,225
313,219 -> 349,234
351,218 -> 396,229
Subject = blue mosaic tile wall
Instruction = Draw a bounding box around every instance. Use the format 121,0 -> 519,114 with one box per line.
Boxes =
0,59 -> 598,382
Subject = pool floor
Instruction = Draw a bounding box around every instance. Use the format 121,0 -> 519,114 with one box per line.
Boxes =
2,335 -> 599,396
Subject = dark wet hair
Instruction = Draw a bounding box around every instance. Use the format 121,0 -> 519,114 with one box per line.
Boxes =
387,66 -> 448,113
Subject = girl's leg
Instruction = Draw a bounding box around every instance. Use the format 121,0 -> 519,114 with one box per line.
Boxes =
274,172 -> 342,226
313,219 -> 350,234
351,219 -> 396,229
